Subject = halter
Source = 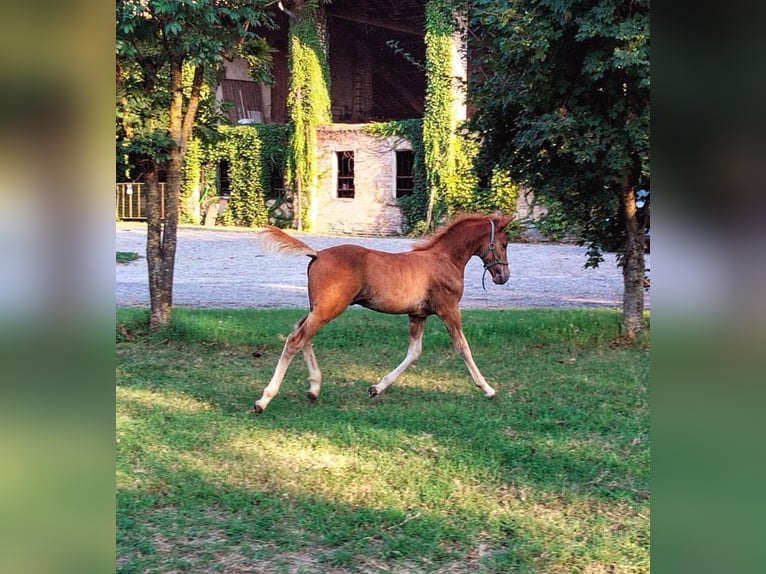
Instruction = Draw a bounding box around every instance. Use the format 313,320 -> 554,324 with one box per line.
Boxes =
479,219 -> 509,290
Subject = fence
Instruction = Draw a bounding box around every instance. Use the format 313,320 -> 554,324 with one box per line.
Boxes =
115,182 -> 166,220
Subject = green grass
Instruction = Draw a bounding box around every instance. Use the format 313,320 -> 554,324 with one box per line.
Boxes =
117,251 -> 140,264
116,307 -> 649,573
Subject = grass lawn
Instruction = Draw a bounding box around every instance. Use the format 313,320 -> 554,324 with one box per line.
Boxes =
117,251 -> 141,264
116,307 -> 649,573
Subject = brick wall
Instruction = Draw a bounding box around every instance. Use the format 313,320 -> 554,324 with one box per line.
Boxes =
312,125 -> 408,235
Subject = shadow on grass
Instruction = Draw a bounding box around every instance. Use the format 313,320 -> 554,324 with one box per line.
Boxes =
117,386 -> 647,572
117,447 -> 536,573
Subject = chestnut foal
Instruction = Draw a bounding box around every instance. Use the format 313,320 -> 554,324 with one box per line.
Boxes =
253,213 -> 513,413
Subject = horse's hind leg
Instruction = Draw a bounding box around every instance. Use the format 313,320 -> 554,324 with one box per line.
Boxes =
254,291 -> 352,413
369,316 -> 425,398
255,314 -> 324,413
303,339 -> 322,401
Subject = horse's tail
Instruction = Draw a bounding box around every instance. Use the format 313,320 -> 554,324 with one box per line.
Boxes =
256,225 -> 317,258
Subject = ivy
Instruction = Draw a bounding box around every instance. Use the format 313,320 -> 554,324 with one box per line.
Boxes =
180,137 -> 203,224
222,124 -> 287,227
286,6 -> 331,230
420,1 -> 518,232
423,0 -> 454,228
182,124 -> 288,227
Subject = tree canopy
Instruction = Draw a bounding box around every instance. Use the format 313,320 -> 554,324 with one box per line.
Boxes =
464,0 -> 649,262
458,0 -> 649,339
116,0 -> 274,177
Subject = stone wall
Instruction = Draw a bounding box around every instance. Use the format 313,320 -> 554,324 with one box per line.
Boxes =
312,124 -> 409,235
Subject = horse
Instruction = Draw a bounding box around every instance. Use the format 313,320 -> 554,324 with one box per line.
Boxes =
252,212 -> 513,413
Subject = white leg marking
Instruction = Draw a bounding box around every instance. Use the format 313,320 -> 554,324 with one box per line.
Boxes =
452,331 -> 496,398
440,310 -> 496,398
370,318 -> 425,397
303,340 -> 322,400
254,343 -> 298,412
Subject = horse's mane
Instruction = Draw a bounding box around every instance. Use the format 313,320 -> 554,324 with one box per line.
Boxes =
412,213 -> 492,251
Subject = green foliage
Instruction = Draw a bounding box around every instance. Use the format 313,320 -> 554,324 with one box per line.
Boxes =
116,0 -> 275,173
215,129 -> 267,227
238,36 -> 276,84
460,0 -> 649,262
116,307 -> 649,573
180,137 -> 203,223
486,168 -> 520,217
286,7 -> 332,230
418,1 -> 520,233
201,125 -> 288,228
422,1 -> 455,228
535,196 -> 580,242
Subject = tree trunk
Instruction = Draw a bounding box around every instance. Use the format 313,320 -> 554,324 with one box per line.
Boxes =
146,162 -> 175,329
620,180 -> 646,342
146,61 -> 203,329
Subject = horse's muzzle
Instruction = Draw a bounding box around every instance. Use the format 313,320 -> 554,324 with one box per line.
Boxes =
491,266 -> 510,285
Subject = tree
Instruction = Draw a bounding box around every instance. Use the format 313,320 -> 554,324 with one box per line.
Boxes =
460,0 -> 650,341
116,0 -> 274,328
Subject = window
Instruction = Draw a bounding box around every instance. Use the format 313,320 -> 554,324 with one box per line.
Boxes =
218,160 -> 231,197
337,151 -> 355,198
266,166 -> 285,199
395,150 -> 414,198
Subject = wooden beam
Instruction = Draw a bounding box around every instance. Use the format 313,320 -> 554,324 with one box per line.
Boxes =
373,65 -> 423,114
330,11 -> 422,36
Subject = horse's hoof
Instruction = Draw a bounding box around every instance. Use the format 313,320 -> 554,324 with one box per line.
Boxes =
485,390 -> 496,399
253,401 -> 264,414
368,386 -> 378,398
306,391 -> 318,402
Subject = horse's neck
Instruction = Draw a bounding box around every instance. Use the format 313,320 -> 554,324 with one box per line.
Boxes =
428,224 -> 482,269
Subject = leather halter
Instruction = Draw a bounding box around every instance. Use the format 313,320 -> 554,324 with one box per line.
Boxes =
479,219 -> 509,290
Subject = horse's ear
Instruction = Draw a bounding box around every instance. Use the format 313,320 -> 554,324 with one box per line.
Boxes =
495,214 -> 514,231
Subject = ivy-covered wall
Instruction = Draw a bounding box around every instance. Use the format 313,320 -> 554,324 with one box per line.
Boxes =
365,119 -> 518,235
180,137 -> 203,224
419,1 -> 519,232
182,124 -> 288,227
422,0 -> 454,229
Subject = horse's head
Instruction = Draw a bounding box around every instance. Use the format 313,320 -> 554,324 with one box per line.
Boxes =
478,214 -> 513,286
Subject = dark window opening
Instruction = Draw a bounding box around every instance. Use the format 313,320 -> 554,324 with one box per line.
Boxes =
337,151 -> 355,198
218,160 -> 231,197
477,173 -> 491,192
267,166 -> 285,199
327,11 -> 427,122
395,150 -> 414,198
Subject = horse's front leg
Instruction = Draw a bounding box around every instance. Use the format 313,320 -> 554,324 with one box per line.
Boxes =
369,315 -> 425,398
438,308 -> 496,398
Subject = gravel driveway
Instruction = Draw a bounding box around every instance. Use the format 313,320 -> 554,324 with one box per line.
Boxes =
116,224 -> 649,310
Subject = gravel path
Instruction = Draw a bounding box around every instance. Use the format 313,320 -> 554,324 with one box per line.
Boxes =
116,224 -> 649,310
